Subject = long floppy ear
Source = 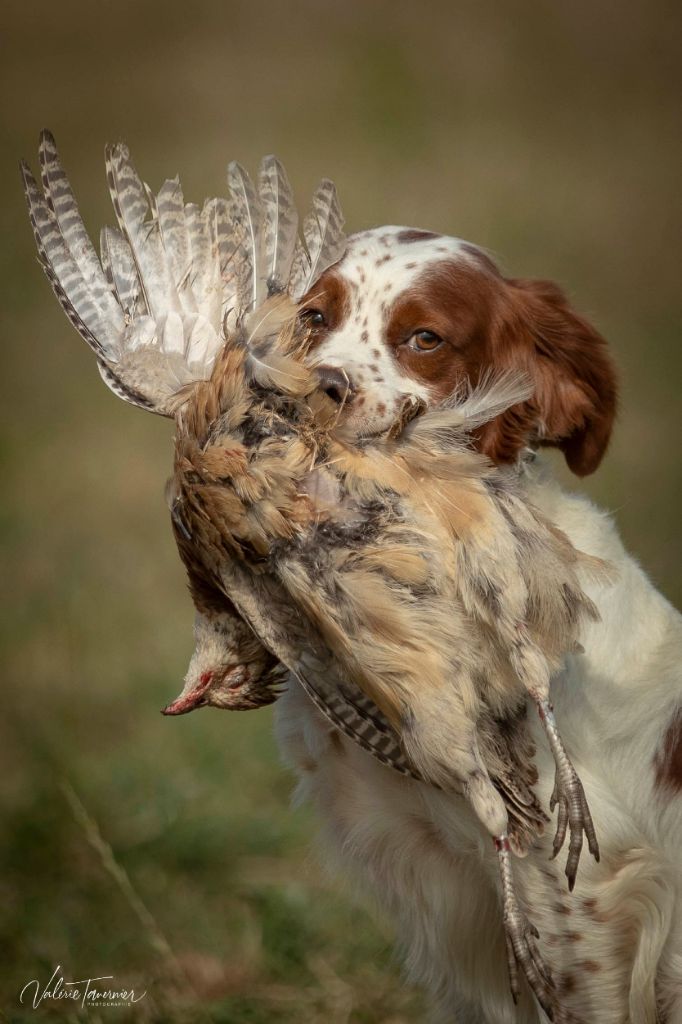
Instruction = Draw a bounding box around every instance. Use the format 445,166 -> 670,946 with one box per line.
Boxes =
477,277 -> 618,476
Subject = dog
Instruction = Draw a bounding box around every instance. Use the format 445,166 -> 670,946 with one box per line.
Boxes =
275,226 -> 682,1023
23,130 -> 680,1021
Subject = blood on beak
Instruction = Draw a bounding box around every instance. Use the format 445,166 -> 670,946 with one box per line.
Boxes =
161,671 -> 213,716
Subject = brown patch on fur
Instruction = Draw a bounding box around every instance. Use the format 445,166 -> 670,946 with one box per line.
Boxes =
382,260 -> 616,476
329,729 -> 345,754
559,974 -> 576,995
298,272 -> 350,348
580,960 -> 602,973
397,229 -> 439,244
654,707 -> 682,793
477,277 -> 617,475
553,902 -> 572,916
298,754 -> 318,772
565,931 -> 583,942
461,242 -> 501,277
409,814 -> 449,856
581,897 -> 609,923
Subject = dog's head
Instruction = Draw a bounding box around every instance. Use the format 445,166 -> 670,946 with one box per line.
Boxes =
299,226 -> 617,475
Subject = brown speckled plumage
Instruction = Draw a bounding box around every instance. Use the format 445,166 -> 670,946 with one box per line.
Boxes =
22,132 -> 612,1022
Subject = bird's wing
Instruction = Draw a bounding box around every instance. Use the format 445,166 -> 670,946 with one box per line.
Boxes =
22,132 -> 346,417
220,554 -> 549,842
215,558 -> 421,781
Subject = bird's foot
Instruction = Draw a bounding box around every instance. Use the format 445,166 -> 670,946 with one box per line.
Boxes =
495,835 -> 558,1020
537,700 -> 599,890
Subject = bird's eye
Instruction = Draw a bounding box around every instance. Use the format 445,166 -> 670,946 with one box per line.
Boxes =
408,329 -> 442,352
300,309 -> 326,327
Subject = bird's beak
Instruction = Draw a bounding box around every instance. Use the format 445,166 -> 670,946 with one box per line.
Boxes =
161,672 -> 213,716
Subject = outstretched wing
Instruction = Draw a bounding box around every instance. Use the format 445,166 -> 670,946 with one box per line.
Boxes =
22,131 -> 347,417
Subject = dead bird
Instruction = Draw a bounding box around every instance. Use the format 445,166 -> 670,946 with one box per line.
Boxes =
161,604 -> 286,715
22,131 -> 610,1021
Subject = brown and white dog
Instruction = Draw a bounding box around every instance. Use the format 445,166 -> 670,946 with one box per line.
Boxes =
275,227 -> 682,1023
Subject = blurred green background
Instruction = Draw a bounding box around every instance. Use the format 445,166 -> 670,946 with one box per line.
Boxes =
2,1 -> 681,1020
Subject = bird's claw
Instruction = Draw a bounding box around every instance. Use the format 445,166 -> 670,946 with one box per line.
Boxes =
537,699 -> 599,891
496,834 -> 560,1020
549,764 -> 599,890
503,887 -> 556,1018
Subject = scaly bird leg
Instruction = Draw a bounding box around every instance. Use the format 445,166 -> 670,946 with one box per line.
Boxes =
537,699 -> 599,891
495,835 -> 557,1019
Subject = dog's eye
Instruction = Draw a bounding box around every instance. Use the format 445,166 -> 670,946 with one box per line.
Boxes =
408,330 -> 442,352
300,309 -> 326,327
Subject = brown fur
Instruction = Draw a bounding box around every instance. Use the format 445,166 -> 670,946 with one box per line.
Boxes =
654,706 -> 682,793
305,257 -> 618,476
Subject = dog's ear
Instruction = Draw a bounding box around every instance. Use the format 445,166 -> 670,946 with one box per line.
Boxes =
478,278 -> 618,476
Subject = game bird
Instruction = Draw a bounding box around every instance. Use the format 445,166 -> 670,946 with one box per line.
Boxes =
22,131 -> 609,1021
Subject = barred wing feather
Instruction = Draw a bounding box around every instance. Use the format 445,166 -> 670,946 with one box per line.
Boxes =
22,131 -> 347,416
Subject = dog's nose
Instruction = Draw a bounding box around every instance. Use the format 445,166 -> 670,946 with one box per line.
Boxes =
316,365 -> 355,406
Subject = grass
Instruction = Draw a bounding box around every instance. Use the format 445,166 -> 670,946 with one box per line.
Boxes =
1,1 -> 681,1020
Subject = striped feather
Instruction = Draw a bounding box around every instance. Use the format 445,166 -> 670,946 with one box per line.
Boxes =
156,176 -> 192,298
227,161 -> 262,312
295,665 -> 419,779
290,179 -> 345,299
207,197 -> 238,278
39,130 -> 124,330
21,161 -> 113,358
258,155 -> 298,295
97,361 -> 157,411
105,143 -> 178,325
185,202 -> 215,324
100,226 -> 139,315
204,196 -> 239,325
24,132 -> 348,416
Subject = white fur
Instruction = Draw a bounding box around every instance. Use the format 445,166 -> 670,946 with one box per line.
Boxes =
275,461 -> 682,1023
310,227 -> 473,437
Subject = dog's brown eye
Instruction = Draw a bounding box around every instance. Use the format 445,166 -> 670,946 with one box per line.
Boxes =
300,309 -> 326,327
409,330 -> 442,352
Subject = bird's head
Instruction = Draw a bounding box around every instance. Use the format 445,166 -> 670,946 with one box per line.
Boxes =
162,609 -> 286,715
